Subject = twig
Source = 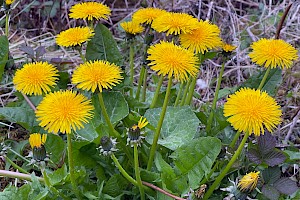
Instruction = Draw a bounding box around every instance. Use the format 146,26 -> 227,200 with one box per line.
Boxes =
21,93 -> 36,111
142,181 -> 186,200
275,4 -> 292,39
284,108 -> 300,143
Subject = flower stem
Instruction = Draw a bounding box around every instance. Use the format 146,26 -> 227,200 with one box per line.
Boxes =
134,144 -> 145,200
111,154 -> 151,193
147,77 -> 173,170
180,79 -> 191,106
149,75 -> 164,109
41,165 -> 70,200
4,155 -> 29,174
135,66 -> 146,101
5,10 -> 10,37
142,68 -> 147,102
206,63 -> 225,134
258,67 -> 271,90
98,92 -> 133,163
130,45 -> 134,97
185,77 -> 197,106
98,92 -> 121,138
174,82 -> 184,107
0,170 -> 44,182
203,131 -> 250,200
229,131 -> 241,149
67,133 -> 81,200
77,50 -> 86,63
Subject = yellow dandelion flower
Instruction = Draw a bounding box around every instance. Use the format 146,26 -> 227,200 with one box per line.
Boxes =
132,7 -> 168,24
69,2 -> 111,21
222,42 -> 237,52
120,21 -> 144,35
248,38 -> 298,69
131,116 -> 148,131
224,88 -> 281,136
29,133 -> 47,149
36,90 -> 94,134
147,41 -> 199,82
238,171 -> 260,191
13,62 -> 59,95
72,60 -> 123,93
180,20 -> 222,54
5,0 -> 14,5
151,12 -> 198,36
56,27 -> 94,47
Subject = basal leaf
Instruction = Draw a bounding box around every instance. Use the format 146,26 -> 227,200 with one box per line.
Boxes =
102,174 -> 128,197
284,150 -> 300,161
261,167 -> 281,184
75,119 -> 101,141
0,35 -> 9,81
274,177 -> 298,195
264,149 -> 286,167
44,134 -> 66,165
86,23 -> 123,65
47,164 -> 68,186
145,106 -> 200,150
170,137 -> 221,189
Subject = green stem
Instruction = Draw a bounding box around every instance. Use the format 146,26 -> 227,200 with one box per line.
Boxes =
67,133 -> 81,200
206,63 -> 225,134
149,75 -> 164,109
130,45 -> 134,97
134,144 -> 145,200
111,154 -> 151,193
78,50 -> 86,62
98,92 -> 133,163
4,155 -> 29,174
174,82 -> 184,107
147,77 -> 173,170
199,161 -> 219,185
185,77 -> 197,106
135,66 -> 146,101
41,167 -> 69,200
98,92 -> 120,138
142,67 -> 147,102
229,131 -> 241,149
203,131 -> 250,200
180,79 -> 191,106
5,10 -> 10,37
0,170 -> 44,182
258,67 -> 271,90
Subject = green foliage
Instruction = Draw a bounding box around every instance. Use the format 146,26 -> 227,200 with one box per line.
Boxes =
145,106 -> 200,150
0,35 -> 9,81
86,23 -> 123,65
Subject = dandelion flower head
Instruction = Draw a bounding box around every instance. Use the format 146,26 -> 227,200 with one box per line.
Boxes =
29,133 -> 47,149
151,12 -> 198,36
120,21 -> 144,35
132,8 -> 168,24
69,2 -> 111,21
36,90 -> 94,134
222,42 -> 237,52
13,62 -> 59,95
56,27 -> 94,47
180,20 -> 222,54
147,41 -> 199,82
132,116 -> 148,131
249,38 -> 298,69
224,88 -> 281,136
238,171 -> 260,191
72,60 -> 123,93
5,0 -> 14,5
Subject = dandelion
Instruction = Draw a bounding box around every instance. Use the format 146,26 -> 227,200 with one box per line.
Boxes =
5,0 -> 14,5
180,20 -> 222,54
72,60 -> 123,93
238,171 -> 260,192
127,117 -> 148,147
98,136 -> 118,156
147,41 -> 198,82
222,42 -> 236,52
248,38 -> 298,69
56,27 -> 94,47
36,90 -> 94,134
132,7 -> 168,24
151,12 -> 198,36
224,88 -> 281,136
29,133 -> 47,161
29,133 -> 47,149
13,62 -> 59,95
120,21 -> 144,35
69,2 -> 111,21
